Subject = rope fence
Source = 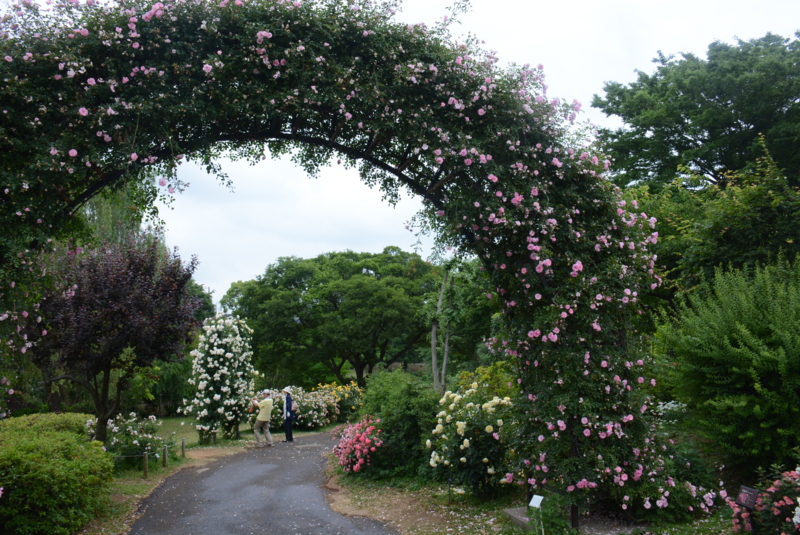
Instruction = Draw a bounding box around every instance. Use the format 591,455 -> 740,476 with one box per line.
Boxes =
112,437 -> 190,478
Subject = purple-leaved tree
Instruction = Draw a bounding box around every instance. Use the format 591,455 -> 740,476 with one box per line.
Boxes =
18,233 -> 198,442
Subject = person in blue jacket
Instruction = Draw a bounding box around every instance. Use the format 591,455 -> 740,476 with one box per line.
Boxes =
281,387 -> 295,443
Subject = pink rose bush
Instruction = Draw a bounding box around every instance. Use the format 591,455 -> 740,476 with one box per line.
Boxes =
332,416 -> 383,473
725,468 -> 800,533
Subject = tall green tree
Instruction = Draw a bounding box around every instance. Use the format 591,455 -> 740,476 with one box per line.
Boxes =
225,247 -> 436,387
627,142 -> 800,292
427,258 -> 496,394
593,33 -> 800,189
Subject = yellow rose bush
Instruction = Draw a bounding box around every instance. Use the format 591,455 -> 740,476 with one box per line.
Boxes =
428,382 -> 514,497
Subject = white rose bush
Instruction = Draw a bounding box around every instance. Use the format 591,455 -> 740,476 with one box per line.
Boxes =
428,382 -> 515,497
181,314 -> 255,443
258,386 -> 339,430
86,413 -> 176,469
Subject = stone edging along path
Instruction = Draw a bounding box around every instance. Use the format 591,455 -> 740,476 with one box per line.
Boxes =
129,433 -> 400,535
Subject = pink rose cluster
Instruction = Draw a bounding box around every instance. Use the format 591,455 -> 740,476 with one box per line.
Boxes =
331,416 -> 383,473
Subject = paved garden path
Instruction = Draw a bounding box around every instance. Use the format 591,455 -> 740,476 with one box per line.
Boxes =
130,433 -> 400,535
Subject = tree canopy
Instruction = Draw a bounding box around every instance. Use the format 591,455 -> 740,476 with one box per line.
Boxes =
226,247 -> 435,387
626,141 -> 800,293
593,33 -> 800,189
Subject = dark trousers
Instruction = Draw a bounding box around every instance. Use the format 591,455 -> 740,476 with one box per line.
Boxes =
283,417 -> 293,442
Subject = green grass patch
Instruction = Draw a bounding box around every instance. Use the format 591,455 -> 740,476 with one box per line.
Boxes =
636,508 -> 734,535
158,416 -> 259,448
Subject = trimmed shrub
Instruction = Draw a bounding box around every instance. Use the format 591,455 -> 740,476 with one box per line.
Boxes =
0,416 -> 113,535
358,369 -> 439,476
0,411 -> 92,437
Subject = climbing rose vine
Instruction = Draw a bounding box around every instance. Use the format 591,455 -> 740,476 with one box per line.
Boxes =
181,313 -> 255,443
0,0 -> 677,516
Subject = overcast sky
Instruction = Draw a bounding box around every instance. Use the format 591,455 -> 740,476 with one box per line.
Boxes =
156,0 -> 800,303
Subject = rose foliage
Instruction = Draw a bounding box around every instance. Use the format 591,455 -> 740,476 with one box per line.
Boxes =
86,412 -> 178,469
0,0 -> 675,513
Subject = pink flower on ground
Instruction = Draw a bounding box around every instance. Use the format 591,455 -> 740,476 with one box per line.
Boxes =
78,107 -> 89,116
130,153 -> 138,161
69,149 -> 77,157
477,109 -> 485,115
203,64 -> 213,73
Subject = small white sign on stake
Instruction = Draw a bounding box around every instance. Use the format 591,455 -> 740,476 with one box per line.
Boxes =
529,494 -> 544,508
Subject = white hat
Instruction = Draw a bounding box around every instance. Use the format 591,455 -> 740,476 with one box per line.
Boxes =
282,386 -> 292,394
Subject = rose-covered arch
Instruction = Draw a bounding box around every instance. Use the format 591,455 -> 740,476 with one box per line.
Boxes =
1,0 -> 680,524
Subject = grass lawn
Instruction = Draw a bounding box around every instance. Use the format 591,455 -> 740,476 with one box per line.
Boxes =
157,416 -> 336,448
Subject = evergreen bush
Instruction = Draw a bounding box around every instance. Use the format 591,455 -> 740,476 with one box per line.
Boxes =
359,370 -> 439,476
656,259 -> 800,473
0,411 -> 92,437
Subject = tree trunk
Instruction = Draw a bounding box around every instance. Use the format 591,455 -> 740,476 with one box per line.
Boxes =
442,326 -> 451,394
440,274 -> 454,394
354,362 -> 368,388
431,270 -> 449,393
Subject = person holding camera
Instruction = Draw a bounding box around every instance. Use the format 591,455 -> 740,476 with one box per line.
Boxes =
250,390 -> 274,448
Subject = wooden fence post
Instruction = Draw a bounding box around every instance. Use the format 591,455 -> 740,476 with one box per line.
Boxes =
143,452 -> 149,479
181,438 -> 186,458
